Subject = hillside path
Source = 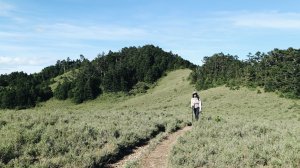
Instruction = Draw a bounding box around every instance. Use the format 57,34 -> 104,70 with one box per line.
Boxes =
108,126 -> 192,168
140,126 -> 192,168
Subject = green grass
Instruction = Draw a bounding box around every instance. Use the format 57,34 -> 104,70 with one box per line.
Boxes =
0,69 -> 194,168
2,69 -> 299,167
170,86 -> 300,168
49,69 -> 78,91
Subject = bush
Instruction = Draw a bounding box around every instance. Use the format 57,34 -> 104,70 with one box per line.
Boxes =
129,82 -> 150,95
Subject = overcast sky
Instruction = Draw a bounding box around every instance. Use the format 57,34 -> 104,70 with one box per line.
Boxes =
1,0 -> 300,74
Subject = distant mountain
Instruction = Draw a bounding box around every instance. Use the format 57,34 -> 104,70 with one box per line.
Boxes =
0,45 -> 195,109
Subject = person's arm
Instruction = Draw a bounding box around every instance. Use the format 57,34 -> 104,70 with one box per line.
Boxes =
199,99 -> 202,111
191,98 -> 194,108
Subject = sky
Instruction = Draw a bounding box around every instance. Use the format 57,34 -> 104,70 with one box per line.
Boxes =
1,0 -> 300,74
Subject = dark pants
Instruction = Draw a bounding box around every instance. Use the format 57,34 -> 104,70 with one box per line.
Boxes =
193,107 -> 200,121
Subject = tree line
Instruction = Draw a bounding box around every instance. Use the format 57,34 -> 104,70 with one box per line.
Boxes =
0,57 -> 84,109
190,47 -> 300,99
0,45 -> 195,109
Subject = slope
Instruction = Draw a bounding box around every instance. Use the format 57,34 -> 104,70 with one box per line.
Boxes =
0,69 -> 194,168
170,86 -> 300,167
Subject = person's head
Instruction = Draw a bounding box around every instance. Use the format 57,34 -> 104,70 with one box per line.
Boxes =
192,91 -> 198,98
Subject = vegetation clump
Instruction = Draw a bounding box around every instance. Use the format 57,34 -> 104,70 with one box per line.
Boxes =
0,45 -> 194,109
190,48 -> 300,99
129,82 -> 151,95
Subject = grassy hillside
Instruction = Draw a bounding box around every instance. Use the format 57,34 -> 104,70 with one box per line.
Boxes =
49,69 -> 78,92
170,86 -> 300,167
0,69 -> 194,168
2,68 -> 299,167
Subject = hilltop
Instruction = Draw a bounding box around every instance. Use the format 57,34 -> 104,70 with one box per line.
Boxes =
0,45 -> 195,109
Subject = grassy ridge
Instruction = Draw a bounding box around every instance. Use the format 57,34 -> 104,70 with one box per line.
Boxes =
170,87 -> 300,167
49,69 -> 78,92
3,68 -> 298,168
0,69 -> 193,168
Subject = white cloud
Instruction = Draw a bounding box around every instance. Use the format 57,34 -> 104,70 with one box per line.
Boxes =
231,11 -> 300,29
0,56 -> 45,65
35,23 -> 149,41
0,65 -> 46,74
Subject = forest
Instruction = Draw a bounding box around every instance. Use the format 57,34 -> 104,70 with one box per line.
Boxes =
190,47 -> 300,98
0,45 -> 194,109
1,46 -> 299,109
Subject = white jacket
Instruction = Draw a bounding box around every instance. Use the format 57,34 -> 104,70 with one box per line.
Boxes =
191,97 -> 202,111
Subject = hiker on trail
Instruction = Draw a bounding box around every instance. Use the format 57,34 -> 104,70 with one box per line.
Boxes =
191,91 -> 202,121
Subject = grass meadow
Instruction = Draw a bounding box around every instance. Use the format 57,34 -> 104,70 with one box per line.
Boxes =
0,69 -> 193,168
1,68 -> 299,168
170,86 -> 300,168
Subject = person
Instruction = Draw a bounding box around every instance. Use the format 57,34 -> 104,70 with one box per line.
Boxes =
191,91 -> 202,121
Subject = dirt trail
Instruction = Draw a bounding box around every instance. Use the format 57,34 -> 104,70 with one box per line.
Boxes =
107,126 -> 192,168
140,126 -> 192,168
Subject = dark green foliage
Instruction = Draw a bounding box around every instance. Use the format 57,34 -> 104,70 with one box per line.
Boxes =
191,48 -> 300,99
66,60 -> 102,104
215,116 -> 222,122
54,81 -> 71,100
0,57 -> 82,109
55,45 -> 194,103
38,57 -> 82,81
98,45 -> 194,92
191,53 -> 244,90
0,72 -> 53,109
244,48 -> 300,98
225,79 -> 241,90
0,45 -> 194,109
129,82 -> 150,95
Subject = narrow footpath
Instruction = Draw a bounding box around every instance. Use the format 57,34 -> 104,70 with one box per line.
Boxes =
107,126 -> 192,168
